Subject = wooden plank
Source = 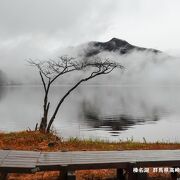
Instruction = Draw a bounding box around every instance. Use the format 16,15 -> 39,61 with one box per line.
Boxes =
0,164 -> 35,168
40,150 -> 180,159
39,151 -> 180,161
0,150 -> 39,173
8,151 -> 40,158
1,149 -> 180,173
37,150 -> 180,171
0,151 -> 10,165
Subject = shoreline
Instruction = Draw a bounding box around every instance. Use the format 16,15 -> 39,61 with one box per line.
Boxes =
1,131 -> 180,151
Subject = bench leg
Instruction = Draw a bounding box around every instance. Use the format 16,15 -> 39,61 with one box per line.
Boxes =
171,172 -> 177,180
117,168 -> 125,180
59,169 -> 68,180
128,172 -> 134,180
59,170 -> 76,180
0,173 -> 8,180
127,167 -> 135,180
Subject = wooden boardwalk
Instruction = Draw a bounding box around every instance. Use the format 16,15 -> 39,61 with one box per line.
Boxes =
1,149 -> 180,179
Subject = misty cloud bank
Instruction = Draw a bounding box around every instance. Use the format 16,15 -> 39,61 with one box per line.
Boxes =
1,42 -> 180,86
60,43 -> 180,86
97,51 -> 180,85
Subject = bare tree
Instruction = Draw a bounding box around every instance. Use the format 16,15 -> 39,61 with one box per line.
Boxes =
29,56 -> 124,133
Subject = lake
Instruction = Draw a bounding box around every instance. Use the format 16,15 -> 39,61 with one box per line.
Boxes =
0,85 -> 180,142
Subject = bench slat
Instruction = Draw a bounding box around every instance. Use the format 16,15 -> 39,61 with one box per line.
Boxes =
0,150 -> 180,173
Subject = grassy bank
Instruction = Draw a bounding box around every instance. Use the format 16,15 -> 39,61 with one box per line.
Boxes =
0,131 -> 180,179
1,131 -> 180,151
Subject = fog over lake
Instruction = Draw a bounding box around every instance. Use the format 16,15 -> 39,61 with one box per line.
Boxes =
1,0 -> 180,143
1,85 -> 180,142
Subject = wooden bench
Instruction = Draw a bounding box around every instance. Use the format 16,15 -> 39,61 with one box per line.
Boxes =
1,149 -> 180,180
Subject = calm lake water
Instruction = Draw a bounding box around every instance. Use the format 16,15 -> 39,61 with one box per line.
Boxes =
0,85 -> 180,142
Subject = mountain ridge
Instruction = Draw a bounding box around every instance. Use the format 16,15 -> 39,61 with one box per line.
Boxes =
85,38 -> 161,57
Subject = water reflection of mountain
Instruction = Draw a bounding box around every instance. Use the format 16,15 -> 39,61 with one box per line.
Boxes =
80,100 -> 160,135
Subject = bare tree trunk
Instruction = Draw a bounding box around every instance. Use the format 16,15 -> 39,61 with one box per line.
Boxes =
39,100 -> 50,132
39,117 -> 47,132
39,75 -> 50,132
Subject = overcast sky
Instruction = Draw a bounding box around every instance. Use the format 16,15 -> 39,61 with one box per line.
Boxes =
0,0 -> 180,72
